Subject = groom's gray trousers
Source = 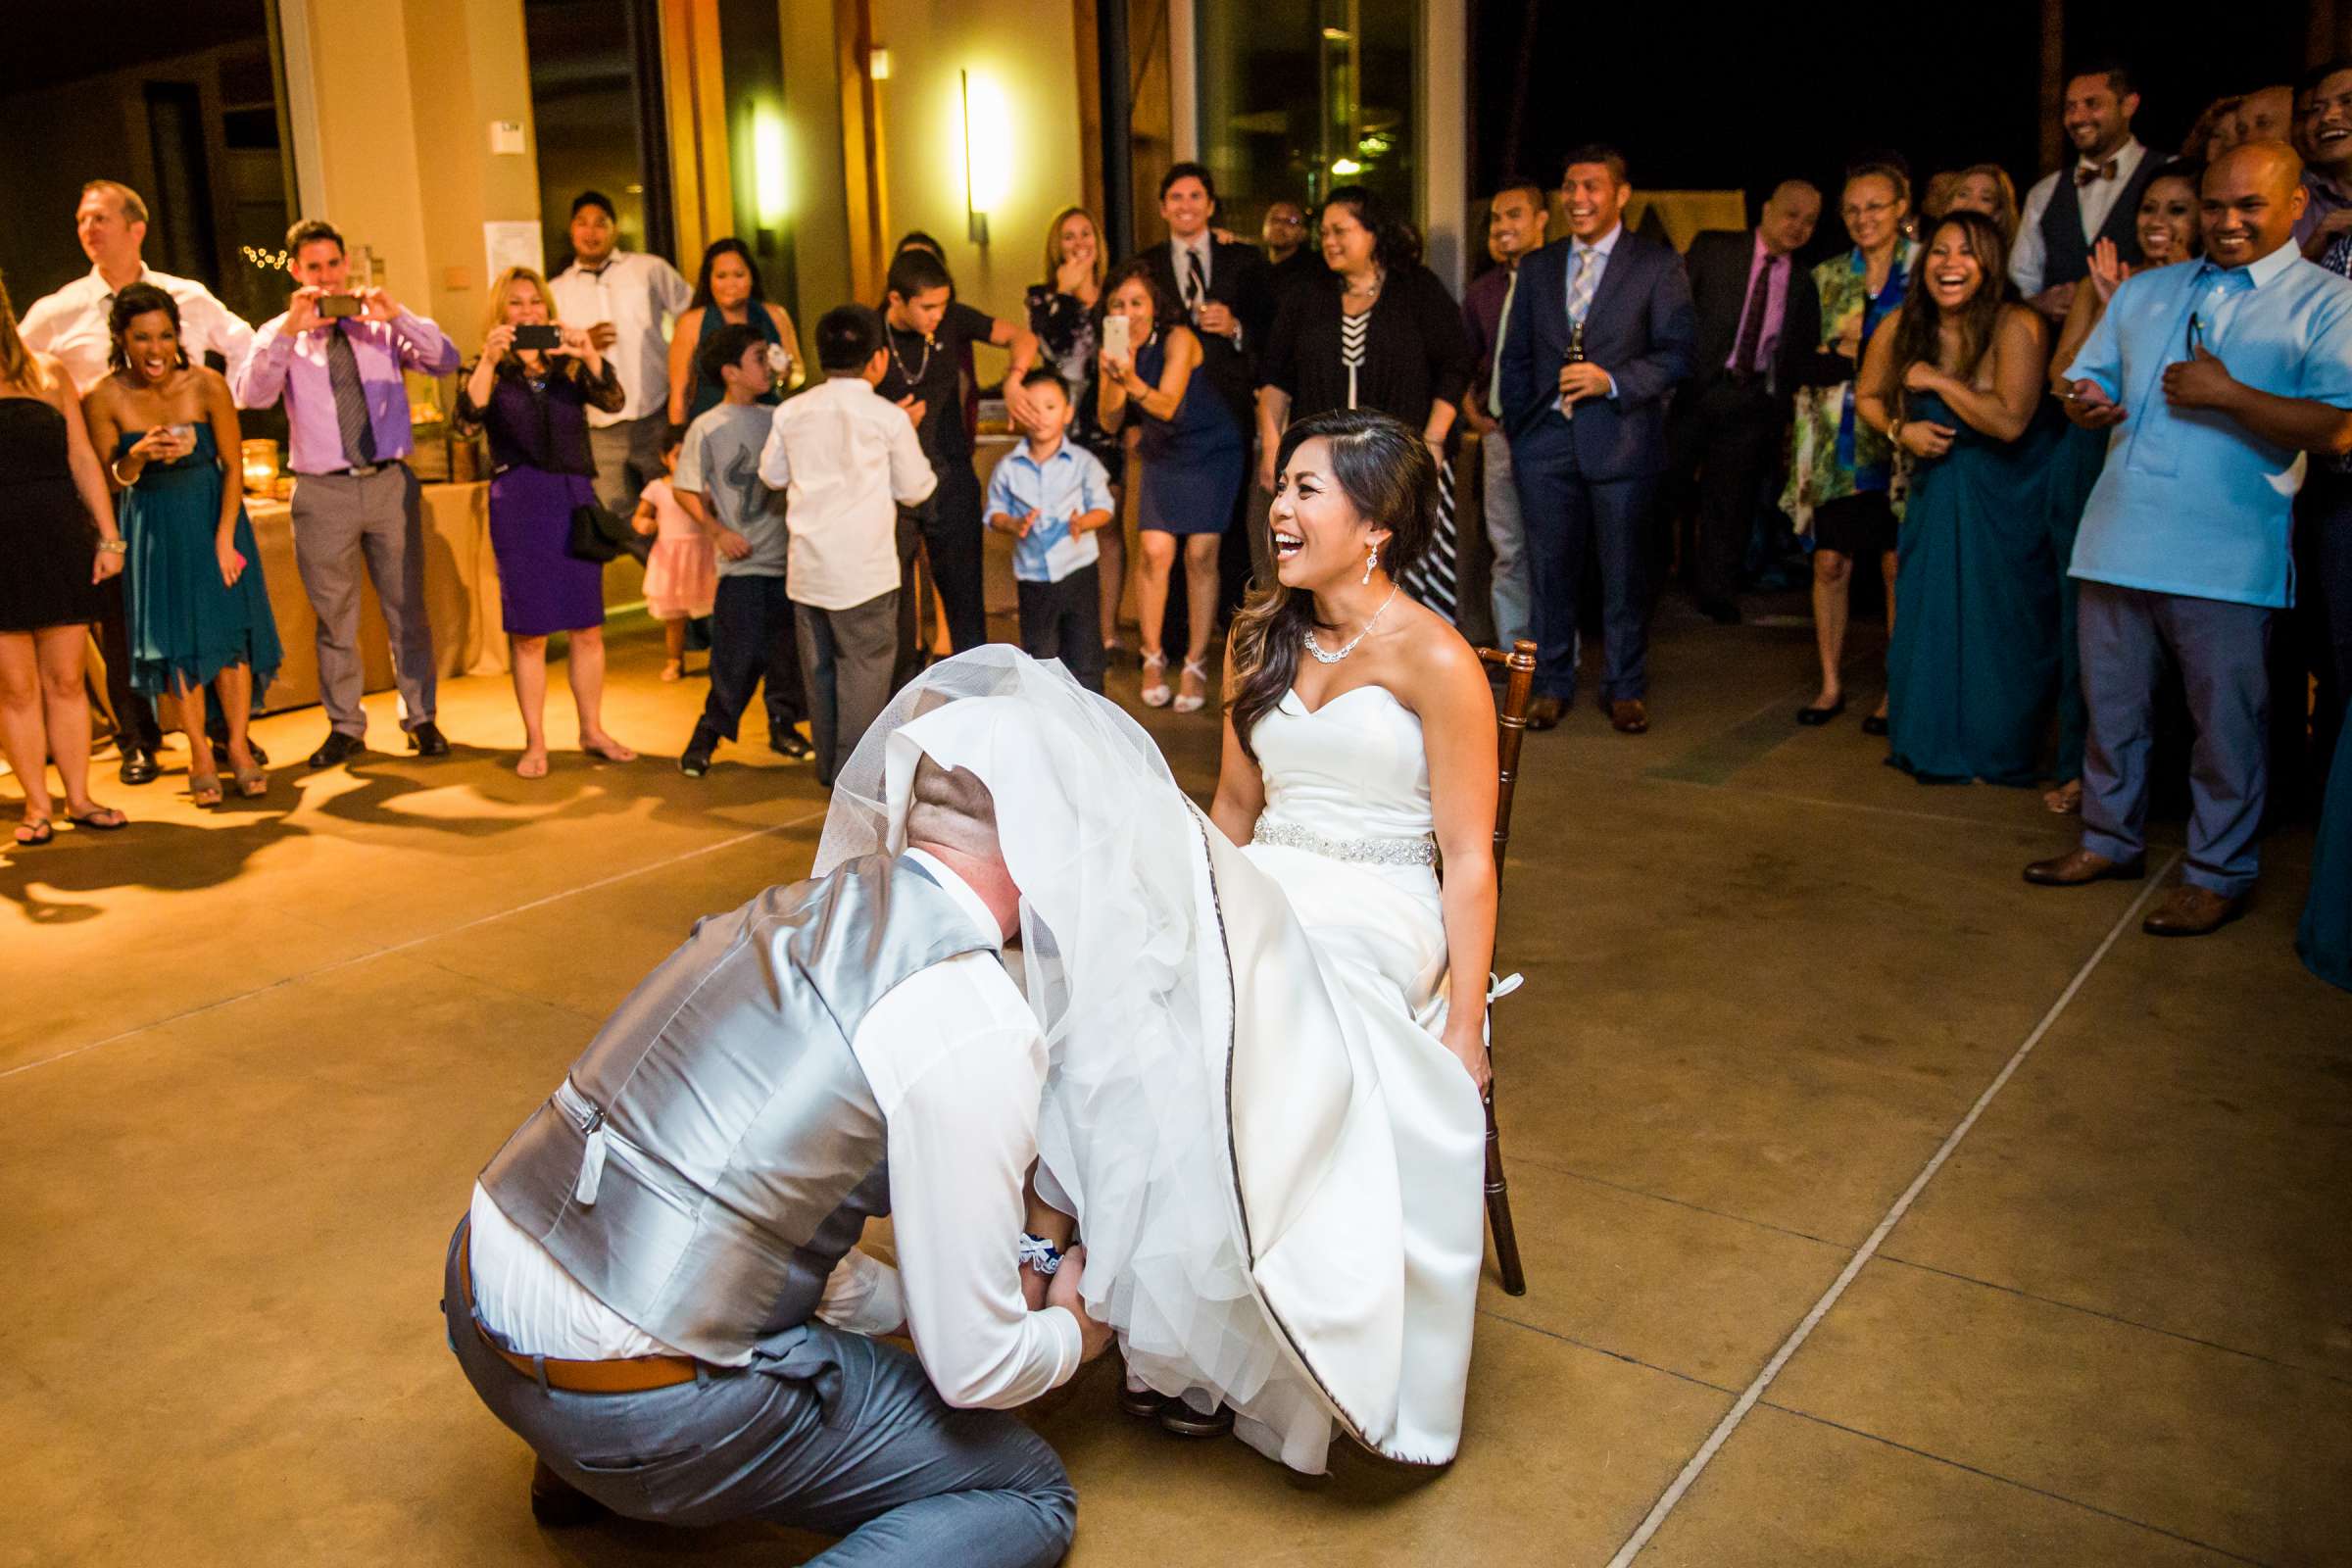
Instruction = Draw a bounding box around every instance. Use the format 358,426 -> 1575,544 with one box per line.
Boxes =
442,1219 -> 1076,1566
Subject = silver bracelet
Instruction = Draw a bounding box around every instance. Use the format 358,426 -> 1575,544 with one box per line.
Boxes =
1018,1232 -> 1064,1276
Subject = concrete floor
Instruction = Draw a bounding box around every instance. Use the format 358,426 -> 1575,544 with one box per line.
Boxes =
4,600 -> 2346,1568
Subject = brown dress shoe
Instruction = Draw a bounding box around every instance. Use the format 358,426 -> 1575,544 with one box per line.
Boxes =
2022,849 -> 2145,886
529,1458 -> 608,1528
1609,698 -> 1648,734
2142,884 -> 2246,937
1525,694 -> 1568,730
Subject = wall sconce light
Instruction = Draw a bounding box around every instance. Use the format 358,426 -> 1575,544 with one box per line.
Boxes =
867,45 -> 892,80
960,70 -> 1010,247
753,105 -> 789,225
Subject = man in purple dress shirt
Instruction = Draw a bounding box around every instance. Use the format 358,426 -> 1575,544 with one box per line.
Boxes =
1668,181 -> 1821,622
232,219 -> 462,767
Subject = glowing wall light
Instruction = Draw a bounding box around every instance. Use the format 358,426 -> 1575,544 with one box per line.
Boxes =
753,106 -> 789,224
960,70 -> 1010,245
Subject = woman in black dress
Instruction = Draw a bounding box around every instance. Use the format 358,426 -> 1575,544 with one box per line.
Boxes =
0,271 -> 128,843
1026,206 -> 1128,661
1255,185 -> 1474,621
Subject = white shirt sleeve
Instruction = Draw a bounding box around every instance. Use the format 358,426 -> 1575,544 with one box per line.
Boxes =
16,291 -> 64,354
859,957 -> 1083,1409
655,258 -> 694,323
813,1248 -> 906,1335
177,281 -> 256,384
2011,172 -> 2059,298
759,404 -> 794,491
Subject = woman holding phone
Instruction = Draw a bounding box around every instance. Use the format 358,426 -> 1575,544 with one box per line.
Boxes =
457,266 -> 635,778
81,283 -> 279,807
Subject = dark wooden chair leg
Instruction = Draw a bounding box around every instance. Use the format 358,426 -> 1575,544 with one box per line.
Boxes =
1483,1093 -> 1525,1296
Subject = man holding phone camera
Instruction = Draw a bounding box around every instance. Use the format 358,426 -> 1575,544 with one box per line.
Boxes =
233,218 -> 462,768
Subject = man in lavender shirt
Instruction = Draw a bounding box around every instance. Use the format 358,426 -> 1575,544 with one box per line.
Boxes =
233,219 -> 461,767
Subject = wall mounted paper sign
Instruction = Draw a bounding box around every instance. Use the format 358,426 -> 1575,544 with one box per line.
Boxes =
484,220 -> 545,288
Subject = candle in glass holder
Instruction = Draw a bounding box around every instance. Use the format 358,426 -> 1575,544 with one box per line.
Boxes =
240,438 -> 280,496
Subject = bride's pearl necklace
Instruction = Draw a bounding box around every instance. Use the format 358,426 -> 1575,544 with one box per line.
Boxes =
1303,584 -> 1401,664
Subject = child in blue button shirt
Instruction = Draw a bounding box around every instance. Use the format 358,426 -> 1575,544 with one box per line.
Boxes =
985,368 -> 1115,691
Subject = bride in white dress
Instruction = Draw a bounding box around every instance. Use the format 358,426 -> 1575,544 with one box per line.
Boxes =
810,412 -> 1497,1473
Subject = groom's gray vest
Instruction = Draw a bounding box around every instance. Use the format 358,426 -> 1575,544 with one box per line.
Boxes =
479,854 -> 994,1362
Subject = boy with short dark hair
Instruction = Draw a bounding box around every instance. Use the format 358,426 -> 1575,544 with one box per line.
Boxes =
984,368 -> 1113,693
674,321 -> 811,775
877,249 -> 1043,674
758,305 -> 937,784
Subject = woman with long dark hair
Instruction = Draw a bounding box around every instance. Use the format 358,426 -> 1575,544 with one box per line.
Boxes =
1858,210 -> 2055,785
1256,186 -> 1473,621
1096,260 -> 1244,711
81,283 -> 280,807
666,238 -> 802,427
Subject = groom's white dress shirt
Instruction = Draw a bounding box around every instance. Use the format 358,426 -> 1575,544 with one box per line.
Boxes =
469,846 -> 1084,1410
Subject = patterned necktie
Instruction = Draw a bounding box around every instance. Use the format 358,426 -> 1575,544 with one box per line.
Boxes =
1732,255 -> 1773,373
325,324 -> 377,466
1567,246 -> 1598,325
1185,245 -> 1206,311
1488,265 -> 1519,416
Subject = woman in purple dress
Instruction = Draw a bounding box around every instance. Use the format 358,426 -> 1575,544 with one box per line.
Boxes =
458,267 -> 636,777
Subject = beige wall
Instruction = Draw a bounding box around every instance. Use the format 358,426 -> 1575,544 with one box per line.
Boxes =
777,0 -> 855,327
868,0 -> 1087,333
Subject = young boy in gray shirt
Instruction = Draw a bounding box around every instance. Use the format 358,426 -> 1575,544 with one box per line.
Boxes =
673,322 -> 811,773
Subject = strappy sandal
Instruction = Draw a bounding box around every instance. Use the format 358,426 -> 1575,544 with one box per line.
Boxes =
68,805 -> 129,830
232,762 -> 268,799
188,769 -> 224,808
1139,651 -> 1172,709
13,817 -> 54,847
1171,659 -> 1210,714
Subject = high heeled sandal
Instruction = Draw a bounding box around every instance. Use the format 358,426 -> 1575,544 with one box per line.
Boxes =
1140,651 -> 1172,709
1171,659 -> 1210,714
232,763 -> 269,799
188,770 -> 224,808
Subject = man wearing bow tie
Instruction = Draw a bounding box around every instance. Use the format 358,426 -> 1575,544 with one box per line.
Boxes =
2011,62 -> 2163,322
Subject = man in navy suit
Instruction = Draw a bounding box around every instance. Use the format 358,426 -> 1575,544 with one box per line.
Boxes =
1500,146 -> 1696,732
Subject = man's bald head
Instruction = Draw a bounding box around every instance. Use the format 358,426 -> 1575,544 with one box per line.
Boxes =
2202,140 -> 2309,268
1759,179 -> 1822,255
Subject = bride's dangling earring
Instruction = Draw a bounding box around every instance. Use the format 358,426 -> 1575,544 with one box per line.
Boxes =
1361,547 -> 1378,585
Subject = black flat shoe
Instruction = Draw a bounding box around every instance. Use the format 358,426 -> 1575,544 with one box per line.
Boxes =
1861,712 -> 1889,737
679,748 -> 712,778
1158,1400 -> 1235,1439
770,731 -> 815,762
1795,699 -> 1846,727
308,731 -> 367,769
407,720 -> 451,757
528,1458 -> 608,1529
118,746 -> 161,786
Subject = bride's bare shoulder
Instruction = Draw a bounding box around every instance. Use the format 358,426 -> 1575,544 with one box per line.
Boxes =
1383,598 -> 1486,707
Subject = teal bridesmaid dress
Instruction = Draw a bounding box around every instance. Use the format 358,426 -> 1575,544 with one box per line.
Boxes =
2298,720 -> 2352,992
118,424 -> 282,698
2040,411 -> 2107,784
1885,390 -> 2061,786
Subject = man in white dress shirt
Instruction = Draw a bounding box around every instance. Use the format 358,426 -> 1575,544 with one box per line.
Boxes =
19,179 -> 258,784
545,191 -> 693,524
448,748 -> 1108,1565
2010,63 -> 2161,323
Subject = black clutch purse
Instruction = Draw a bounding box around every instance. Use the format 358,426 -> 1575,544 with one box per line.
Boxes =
567,502 -> 631,564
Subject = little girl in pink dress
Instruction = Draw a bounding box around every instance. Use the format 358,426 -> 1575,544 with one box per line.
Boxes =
631,447 -> 717,680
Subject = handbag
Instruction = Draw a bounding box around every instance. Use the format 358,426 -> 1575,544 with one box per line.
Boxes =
567,501 -> 631,564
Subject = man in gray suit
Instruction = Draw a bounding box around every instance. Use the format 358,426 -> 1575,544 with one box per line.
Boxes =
448,750 -> 1109,1564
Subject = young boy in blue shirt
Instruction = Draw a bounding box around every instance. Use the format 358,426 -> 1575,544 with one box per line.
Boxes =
984,368 -> 1115,692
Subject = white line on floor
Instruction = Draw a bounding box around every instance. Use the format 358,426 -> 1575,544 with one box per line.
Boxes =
1601,852 -> 2184,1567
0,804 -> 831,1085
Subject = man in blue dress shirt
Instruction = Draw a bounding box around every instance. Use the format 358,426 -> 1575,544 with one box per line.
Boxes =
2028,142 -> 2352,935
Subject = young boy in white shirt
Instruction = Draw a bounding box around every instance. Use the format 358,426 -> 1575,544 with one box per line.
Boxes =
759,306 -> 938,784
984,368 -> 1115,693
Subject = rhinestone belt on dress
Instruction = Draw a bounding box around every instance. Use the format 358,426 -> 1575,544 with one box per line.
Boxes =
1250,819 -> 1437,866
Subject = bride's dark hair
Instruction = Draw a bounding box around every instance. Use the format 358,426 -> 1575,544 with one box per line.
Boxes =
1227,409 -> 1435,761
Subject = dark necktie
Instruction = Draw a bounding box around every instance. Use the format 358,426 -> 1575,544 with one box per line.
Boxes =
2076,159 -> 2118,187
325,324 -> 377,466
1732,256 -> 1773,373
1185,246 -> 1206,311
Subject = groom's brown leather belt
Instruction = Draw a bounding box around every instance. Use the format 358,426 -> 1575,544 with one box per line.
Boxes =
457,1220 -> 703,1394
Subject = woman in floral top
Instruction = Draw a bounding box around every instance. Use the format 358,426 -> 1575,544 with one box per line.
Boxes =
1785,162 -> 1917,731
1027,207 -> 1129,662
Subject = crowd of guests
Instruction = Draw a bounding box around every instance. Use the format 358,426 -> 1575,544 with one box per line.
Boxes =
5,60 -> 2352,982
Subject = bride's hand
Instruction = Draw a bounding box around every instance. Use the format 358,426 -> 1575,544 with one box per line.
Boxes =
1444,1023 -> 1493,1097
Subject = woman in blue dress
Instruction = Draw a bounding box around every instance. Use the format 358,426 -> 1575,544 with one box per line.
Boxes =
2300,717 -> 2352,992
1096,260 -> 1246,714
665,238 -> 802,428
80,284 -> 280,808
1857,210 -> 2057,787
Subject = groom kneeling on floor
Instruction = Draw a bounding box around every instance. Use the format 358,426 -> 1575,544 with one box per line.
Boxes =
444,751 -> 1110,1567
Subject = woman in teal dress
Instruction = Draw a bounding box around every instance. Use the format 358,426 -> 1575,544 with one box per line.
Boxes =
80,284 -> 280,807
2299,717 -> 2352,991
1857,210 -> 2056,786
664,238 -> 802,427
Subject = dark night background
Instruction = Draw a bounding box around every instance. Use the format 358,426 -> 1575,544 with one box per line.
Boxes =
1470,0 -> 2315,249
